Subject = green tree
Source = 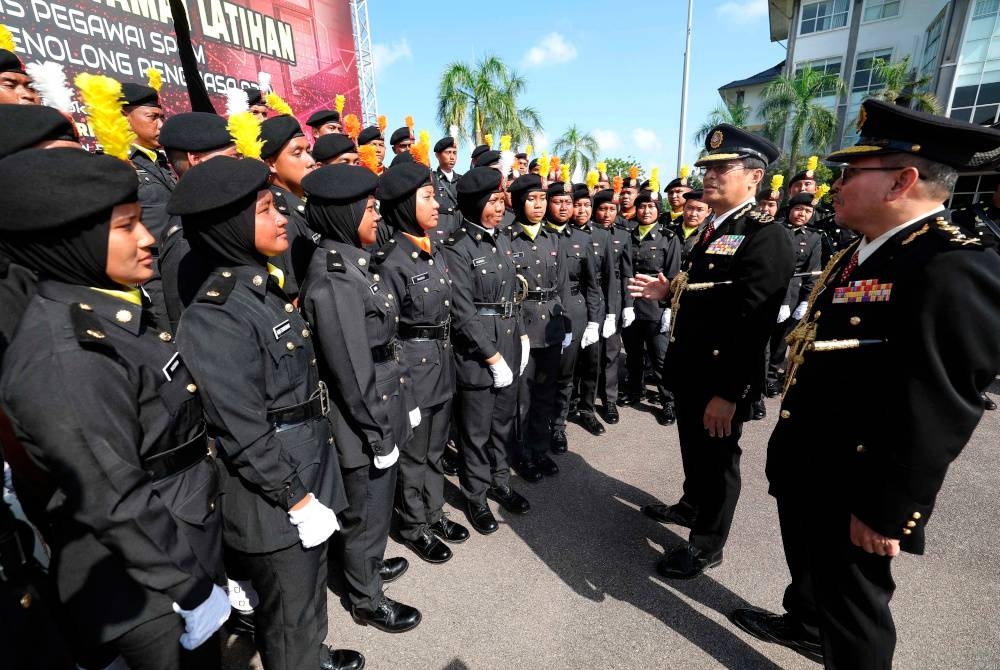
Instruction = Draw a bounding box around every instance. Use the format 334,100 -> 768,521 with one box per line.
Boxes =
760,65 -> 846,181
694,100 -> 752,144
437,54 -> 543,147
601,156 -> 643,180
869,56 -> 940,113
552,125 -> 601,175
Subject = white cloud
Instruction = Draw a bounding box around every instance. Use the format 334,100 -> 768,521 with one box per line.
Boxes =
632,128 -> 662,151
715,0 -> 768,22
592,129 -> 622,153
522,32 -> 578,68
372,39 -> 412,75
531,132 -> 549,152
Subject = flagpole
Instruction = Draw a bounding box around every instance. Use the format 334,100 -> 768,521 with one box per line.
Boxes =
677,0 -> 694,174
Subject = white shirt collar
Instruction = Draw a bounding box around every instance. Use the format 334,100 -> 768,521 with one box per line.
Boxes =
710,197 -> 757,229
857,205 -> 944,265
440,169 -> 454,181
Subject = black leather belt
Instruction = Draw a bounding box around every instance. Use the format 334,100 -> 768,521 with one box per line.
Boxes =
143,427 -> 209,481
371,340 -> 400,363
525,287 -> 558,302
569,286 -> 580,296
475,301 -> 516,318
398,321 -> 450,341
266,382 -> 330,428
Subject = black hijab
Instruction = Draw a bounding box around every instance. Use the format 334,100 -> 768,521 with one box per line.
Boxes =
378,161 -> 433,236
302,164 -> 379,247
508,174 -> 546,226
456,167 -> 503,224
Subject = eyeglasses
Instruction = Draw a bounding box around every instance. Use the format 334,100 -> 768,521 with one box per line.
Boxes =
838,165 -> 923,184
702,163 -> 746,177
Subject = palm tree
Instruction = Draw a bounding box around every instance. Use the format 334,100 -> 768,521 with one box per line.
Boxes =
760,65 -> 846,181
437,55 -> 543,147
869,56 -> 940,113
694,100 -> 752,144
552,125 -> 601,175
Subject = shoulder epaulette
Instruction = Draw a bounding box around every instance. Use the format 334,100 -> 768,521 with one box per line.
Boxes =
326,248 -> 346,272
445,229 -> 468,246
195,272 -> 237,304
746,209 -> 775,224
930,216 -> 982,247
70,303 -> 116,352
371,237 -> 397,265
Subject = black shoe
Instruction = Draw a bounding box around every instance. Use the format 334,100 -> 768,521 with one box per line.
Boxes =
642,503 -> 695,529
655,403 -> 676,426
617,393 -> 640,407
603,404 -> 620,424
441,451 -> 459,476
764,383 -> 781,398
351,595 -> 421,634
730,608 -> 824,664
466,500 -> 499,534
983,393 -> 997,411
514,457 -> 543,483
378,557 -> 408,584
321,647 -> 366,670
403,529 -> 452,564
578,412 -> 606,435
656,544 -> 723,579
643,388 -> 660,403
225,608 -> 255,638
488,484 -> 530,514
752,400 -> 766,421
535,453 -> 559,477
550,429 -> 568,454
429,514 -> 469,544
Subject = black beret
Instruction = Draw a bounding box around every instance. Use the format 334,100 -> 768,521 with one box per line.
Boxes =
572,184 -> 591,201
789,170 -> 816,185
508,174 -> 545,198
121,82 -> 160,108
312,133 -> 357,163
473,149 -> 501,167
389,151 -> 414,166
245,87 -> 263,106
260,115 -> 304,159
546,181 -> 574,199
664,177 -> 692,191
682,189 -> 705,201
0,148 -> 138,233
515,152 -> 528,160
0,48 -> 25,75
302,163 -> 378,203
528,158 -> 539,170
696,123 -> 779,167
357,125 -> 382,146
593,189 -> 615,208
306,109 -> 340,128
787,193 -> 816,208
377,160 -> 432,202
159,112 -> 232,153
166,156 -> 270,216
634,189 -> 660,207
470,144 -> 489,160
433,136 -> 456,153
0,105 -> 78,159
757,186 -> 781,202
456,167 -> 503,198
389,126 -> 413,146
639,179 -> 651,190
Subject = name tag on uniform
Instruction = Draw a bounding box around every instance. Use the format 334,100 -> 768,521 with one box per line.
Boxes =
550,250 -> 558,256
472,257 -> 487,267
369,283 -> 380,295
410,273 -> 430,285
705,234 -> 745,255
513,251 -> 525,259
272,319 -> 292,340
162,352 -> 181,381
833,279 -> 893,304
572,244 -> 580,249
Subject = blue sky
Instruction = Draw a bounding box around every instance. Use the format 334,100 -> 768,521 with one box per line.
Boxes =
367,0 -> 786,177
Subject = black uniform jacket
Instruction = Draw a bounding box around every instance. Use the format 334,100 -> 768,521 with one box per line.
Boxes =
783,223 -> 822,307
441,221 -> 526,388
372,234 -> 455,409
767,212 -> 1000,554
271,185 -> 319,298
671,219 -> 711,264
589,223 -> 622,319
665,201 -> 794,401
548,222 -> 602,337
630,224 -> 682,322
0,255 -> 35,360
430,168 -> 462,244
177,265 -> 346,554
608,222 -> 635,317
1,281 -> 222,644
300,240 -> 411,470
130,146 -> 176,244
952,202 -> 1000,248
507,223 -> 570,348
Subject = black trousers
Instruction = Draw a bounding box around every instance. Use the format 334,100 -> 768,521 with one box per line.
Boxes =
553,332 -> 583,431
515,344 -> 561,461
110,612 -> 220,670
397,399 -> 451,541
598,332 -> 624,406
455,382 -> 516,504
766,316 -> 799,386
229,542 -> 327,670
573,333 -> 603,416
674,389 -> 745,554
339,462 -> 396,611
622,319 -> 670,403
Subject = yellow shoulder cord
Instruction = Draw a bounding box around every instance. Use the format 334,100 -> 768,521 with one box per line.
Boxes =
667,271 -> 689,342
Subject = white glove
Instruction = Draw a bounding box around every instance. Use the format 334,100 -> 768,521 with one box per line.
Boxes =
374,445 -> 399,469
409,407 -> 421,428
659,309 -> 671,333
520,337 -> 530,375
621,307 -> 636,329
602,314 -> 617,338
777,304 -> 791,323
172,584 -> 230,650
561,332 -> 573,352
488,357 -> 514,388
288,493 -> 340,548
792,301 -> 808,321
580,322 -> 600,348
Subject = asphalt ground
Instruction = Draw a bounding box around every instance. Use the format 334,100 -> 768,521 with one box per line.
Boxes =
224,384 -> 1000,670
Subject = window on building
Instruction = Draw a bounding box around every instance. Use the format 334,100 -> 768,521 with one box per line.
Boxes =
841,49 -> 893,147
919,11 -> 945,80
800,0 -> 850,35
951,4 -> 1000,126
863,0 -> 900,22
949,172 -> 1000,209
974,0 -> 999,19
795,57 -> 843,96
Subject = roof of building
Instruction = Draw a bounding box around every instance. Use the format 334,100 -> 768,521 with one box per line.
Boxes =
769,0 -> 794,42
718,62 -> 785,92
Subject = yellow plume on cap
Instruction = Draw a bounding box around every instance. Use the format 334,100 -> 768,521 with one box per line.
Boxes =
146,67 -> 162,92
629,165 -> 639,181
335,94 -> 345,115
227,111 -> 264,160
538,152 -> 550,179
343,114 -> 361,140
770,174 -> 784,191
264,91 -> 293,116
0,25 -> 15,53
560,165 -> 570,183
650,167 -> 660,192
411,142 -> 430,167
358,144 -> 378,174
525,144 -> 533,158
612,175 -> 623,194
377,115 -> 387,133
806,155 -> 818,172
484,133 -> 493,149
586,170 -> 599,190
74,72 -> 135,162
596,161 -> 607,175
500,135 -> 511,152
405,115 -> 414,130
814,183 -> 830,201
679,165 -> 690,179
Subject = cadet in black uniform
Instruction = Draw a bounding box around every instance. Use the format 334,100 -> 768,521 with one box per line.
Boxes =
299,164 -> 421,637
442,167 -> 532,534
306,109 -> 343,137
732,99 -> 1000,670
787,169 -> 855,264
633,125 -> 794,580
431,136 -> 462,243
122,82 -> 174,243
507,174 -> 569,482
372,161 -> 468,563
671,190 -> 712,263
0,149 -> 229,670
620,189 -> 682,424
169,157 -> 361,670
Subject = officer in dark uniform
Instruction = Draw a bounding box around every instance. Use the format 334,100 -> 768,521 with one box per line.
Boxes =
670,190 -> 712,263
507,174 -> 569,481
620,189 -> 682,424
372,161 -> 469,563
431,136 -> 462,244
0,148 -> 229,669
442,167 -> 532,534
169,157 -> 361,670
618,172 -> 641,226
591,189 -> 634,423
663,172 -> 693,225
299,164 -> 421,637
633,124 -> 793,579
306,109 -> 343,137
732,99 -> 1000,670
546,180 -> 603,449
786,168 -> 855,264
122,81 -> 174,243
390,126 -> 415,155
313,133 -> 360,166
